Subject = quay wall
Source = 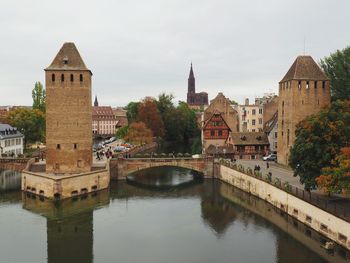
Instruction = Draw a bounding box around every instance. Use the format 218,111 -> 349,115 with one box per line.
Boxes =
0,158 -> 29,172
218,164 -> 350,250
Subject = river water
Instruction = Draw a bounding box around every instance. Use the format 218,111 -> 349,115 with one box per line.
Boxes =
0,167 -> 348,263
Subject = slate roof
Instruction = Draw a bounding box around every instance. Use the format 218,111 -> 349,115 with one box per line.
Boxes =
0,124 -> 24,139
280,56 -> 328,82
229,132 -> 269,146
45,42 -> 91,72
206,144 -> 235,154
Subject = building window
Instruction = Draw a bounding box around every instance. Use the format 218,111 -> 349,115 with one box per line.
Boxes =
61,74 -> 64,82
80,74 -> 83,82
70,74 -> 74,82
298,81 -> 301,89
306,81 -> 309,89
274,132 -> 277,138
252,109 -> 256,115
52,74 -> 55,82
322,81 -> 326,89
274,142 -> 277,149
252,119 -> 256,126
314,81 -> 317,89
218,130 -> 222,136
259,108 -> 263,114
259,118 -> 262,124
73,143 -> 77,150
210,130 -> 215,137
56,144 -> 61,150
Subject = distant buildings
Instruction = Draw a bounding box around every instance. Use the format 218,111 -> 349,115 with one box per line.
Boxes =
235,99 -> 264,132
277,56 -> 331,165
186,63 -> 208,109
263,112 -> 278,154
92,97 -> 119,137
112,107 -> 128,128
0,124 -> 24,157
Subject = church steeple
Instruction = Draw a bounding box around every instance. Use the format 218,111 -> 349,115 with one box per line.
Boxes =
188,63 -> 195,93
94,96 -> 99,107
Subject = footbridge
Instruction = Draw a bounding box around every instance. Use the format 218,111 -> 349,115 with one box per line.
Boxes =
109,157 -> 215,179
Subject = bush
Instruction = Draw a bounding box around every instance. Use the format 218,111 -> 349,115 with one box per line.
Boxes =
177,153 -> 183,157
284,182 -> 292,192
184,153 -> 191,157
246,167 -> 253,175
273,178 -> 281,187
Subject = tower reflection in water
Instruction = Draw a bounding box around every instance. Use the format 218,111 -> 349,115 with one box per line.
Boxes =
22,190 -> 110,263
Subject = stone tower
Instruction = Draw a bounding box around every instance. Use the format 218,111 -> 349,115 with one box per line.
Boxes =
45,42 -> 92,174
277,56 -> 331,165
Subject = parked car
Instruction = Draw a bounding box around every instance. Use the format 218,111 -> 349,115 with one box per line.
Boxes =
114,146 -> 127,152
263,154 -> 277,161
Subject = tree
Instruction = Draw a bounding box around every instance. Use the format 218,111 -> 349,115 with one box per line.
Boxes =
125,122 -> 153,145
289,100 -> 350,190
156,93 -> 174,116
6,108 -> 46,146
116,126 -> 129,139
32,81 -> 46,112
125,102 -> 139,124
137,98 -> 165,137
320,46 -> 350,101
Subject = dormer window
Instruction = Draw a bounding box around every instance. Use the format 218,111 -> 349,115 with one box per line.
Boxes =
80,74 -> 83,82
63,56 -> 68,65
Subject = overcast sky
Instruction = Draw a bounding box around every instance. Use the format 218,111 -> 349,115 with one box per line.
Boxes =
0,0 -> 349,107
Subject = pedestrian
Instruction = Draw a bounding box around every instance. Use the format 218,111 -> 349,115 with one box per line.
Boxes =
266,162 -> 269,169
257,165 -> 261,171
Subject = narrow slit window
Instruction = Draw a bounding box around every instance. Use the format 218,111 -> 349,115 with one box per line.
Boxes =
56,144 -> 61,150
61,74 -> 64,82
52,74 -> 55,82
70,74 -> 74,82
73,143 -> 77,150
80,74 -> 83,82
298,81 -> 301,89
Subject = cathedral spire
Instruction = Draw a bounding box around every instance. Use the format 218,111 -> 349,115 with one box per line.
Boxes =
94,96 -> 99,107
188,62 -> 195,93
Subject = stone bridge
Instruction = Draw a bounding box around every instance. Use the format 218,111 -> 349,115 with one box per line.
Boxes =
0,158 -> 29,172
109,157 -> 214,179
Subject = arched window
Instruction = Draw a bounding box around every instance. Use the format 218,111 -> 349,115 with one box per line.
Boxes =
80,74 -> 83,82
70,74 -> 74,82
61,74 -> 64,82
51,74 -> 55,82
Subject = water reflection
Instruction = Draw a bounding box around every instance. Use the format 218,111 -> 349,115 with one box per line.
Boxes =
0,168 -> 349,263
127,166 -> 203,189
0,169 -> 21,191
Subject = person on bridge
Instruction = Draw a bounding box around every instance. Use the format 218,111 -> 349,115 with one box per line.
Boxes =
266,162 -> 269,169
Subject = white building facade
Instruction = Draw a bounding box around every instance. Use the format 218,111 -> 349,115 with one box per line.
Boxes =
0,124 -> 24,156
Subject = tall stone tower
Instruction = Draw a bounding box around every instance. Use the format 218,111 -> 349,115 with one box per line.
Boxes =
45,43 -> 92,174
277,56 -> 331,165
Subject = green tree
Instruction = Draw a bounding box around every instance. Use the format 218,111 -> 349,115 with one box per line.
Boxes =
7,108 -> 46,147
289,100 -> 350,190
125,102 -> 139,124
116,126 -> 129,139
32,81 -> 46,112
320,46 -> 350,101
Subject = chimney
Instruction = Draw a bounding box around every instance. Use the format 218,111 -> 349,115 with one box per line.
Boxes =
245,98 -> 249,105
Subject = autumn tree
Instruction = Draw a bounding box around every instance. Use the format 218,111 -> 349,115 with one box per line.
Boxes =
6,108 -> 46,147
289,100 -> 350,190
125,122 -> 153,145
32,81 -> 46,112
316,147 -> 350,196
137,98 -> 164,137
320,46 -> 350,101
125,102 -> 139,124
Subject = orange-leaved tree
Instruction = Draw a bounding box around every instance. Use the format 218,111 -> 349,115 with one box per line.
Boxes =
125,121 -> 153,145
137,97 -> 164,137
316,147 -> 350,196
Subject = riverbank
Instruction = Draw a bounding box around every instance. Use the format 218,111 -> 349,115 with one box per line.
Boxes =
216,160 -> 350,250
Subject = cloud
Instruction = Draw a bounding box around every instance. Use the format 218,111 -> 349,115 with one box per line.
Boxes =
0,0 -> 349,106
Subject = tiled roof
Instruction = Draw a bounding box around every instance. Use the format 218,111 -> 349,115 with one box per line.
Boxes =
206,144 -> 235,154
92,106 -> 115,118
45,42 -> 90,72
280,56 -> 328,82
229,132 -> 269,146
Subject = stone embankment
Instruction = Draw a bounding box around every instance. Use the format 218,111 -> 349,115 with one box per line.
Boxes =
0,158 -> 29,172
216,160 -> 350,250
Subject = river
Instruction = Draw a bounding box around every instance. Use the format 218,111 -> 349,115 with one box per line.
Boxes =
0,167 -> 348,263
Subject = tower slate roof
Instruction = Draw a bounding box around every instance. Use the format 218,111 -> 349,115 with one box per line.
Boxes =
280,55 -> 328,82
189,63 -> 194,79
45,42 -> 91,72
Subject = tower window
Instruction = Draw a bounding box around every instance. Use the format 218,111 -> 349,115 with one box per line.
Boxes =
61,74 -> 64,82
80,74 -> 83,82
322,81 -> 326,89
70,74 -> 74,82
52,74 -> 55,82
73,143 -> 77,150
298,81 -> 301,90
314,81 -> 317,89
306,81 -> 309,89
56,144 -> 61,149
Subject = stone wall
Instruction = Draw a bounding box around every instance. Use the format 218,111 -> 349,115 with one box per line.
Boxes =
0,158 -> 29,171
218,164 -> 350,250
